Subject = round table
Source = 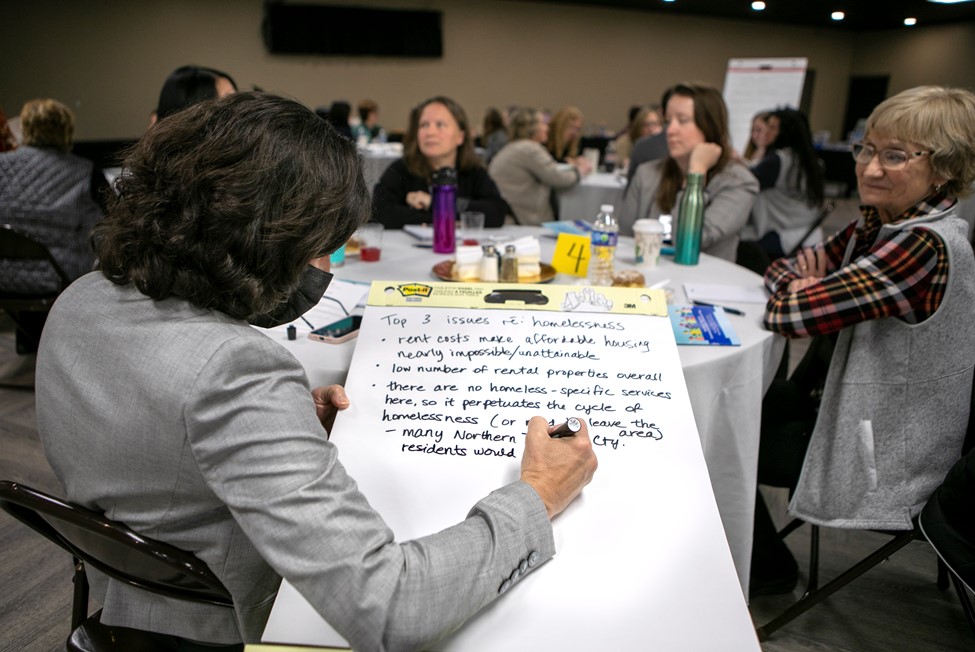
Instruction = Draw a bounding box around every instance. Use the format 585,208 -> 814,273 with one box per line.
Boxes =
260,225 -> 784,597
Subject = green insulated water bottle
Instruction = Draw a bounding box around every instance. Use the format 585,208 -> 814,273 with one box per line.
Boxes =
674,172 -> 704,265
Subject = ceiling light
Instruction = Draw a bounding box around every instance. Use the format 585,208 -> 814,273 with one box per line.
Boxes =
904,17 -> 918,25
927,1 -> 975,5
831,11 -> 846,20
751,1 -> 766,9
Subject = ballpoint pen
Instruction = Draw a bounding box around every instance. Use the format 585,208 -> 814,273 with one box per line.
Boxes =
692,300 -> 745,317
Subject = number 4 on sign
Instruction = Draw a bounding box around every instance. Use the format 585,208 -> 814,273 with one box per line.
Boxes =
552,233 -> 591,277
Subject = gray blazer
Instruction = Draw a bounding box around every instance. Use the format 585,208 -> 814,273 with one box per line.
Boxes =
36,273 -> 554,650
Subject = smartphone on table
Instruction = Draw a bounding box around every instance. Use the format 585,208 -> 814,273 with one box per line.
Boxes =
308,315 -> 362,344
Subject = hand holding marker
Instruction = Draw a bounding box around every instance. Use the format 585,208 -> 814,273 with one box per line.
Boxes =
550,417 -> 582,439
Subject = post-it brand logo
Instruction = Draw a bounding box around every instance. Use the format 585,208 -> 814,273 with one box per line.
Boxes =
397,283 -> 433,297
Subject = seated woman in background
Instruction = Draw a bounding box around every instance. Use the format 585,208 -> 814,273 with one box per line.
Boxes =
546,106 -> 584,163
613,105 -> 663,171
0,99 -> 106,352
322,101 -> 354,142
620,82 -> 758,262
481,107 -> 507,164
741,107 -> 826,260
488,107 -> 592,225
751,86 -> 975,596
741,110 -> 776,166
372,96 -> 508,229
151,64 -> 237,125
352,98 -> 382,143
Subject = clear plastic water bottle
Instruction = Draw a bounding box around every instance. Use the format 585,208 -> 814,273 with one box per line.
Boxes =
589,204 -> 618,286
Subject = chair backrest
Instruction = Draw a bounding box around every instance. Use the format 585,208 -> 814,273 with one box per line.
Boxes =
0,224 -> 72,290
0,481 -> 233,608
786,201 -> 836,258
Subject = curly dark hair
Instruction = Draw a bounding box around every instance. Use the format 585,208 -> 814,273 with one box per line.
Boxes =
95,91 -> 369,320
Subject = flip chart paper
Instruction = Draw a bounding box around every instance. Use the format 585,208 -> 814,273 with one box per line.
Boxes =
263,282 -> 759,651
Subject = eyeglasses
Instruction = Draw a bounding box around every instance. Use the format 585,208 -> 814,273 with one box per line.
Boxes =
851,142 -> 931,171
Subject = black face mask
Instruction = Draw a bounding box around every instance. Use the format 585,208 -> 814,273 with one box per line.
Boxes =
248,265 -> 333,328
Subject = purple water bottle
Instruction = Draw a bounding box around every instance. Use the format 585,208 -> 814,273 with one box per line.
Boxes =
431,167 -> 457,254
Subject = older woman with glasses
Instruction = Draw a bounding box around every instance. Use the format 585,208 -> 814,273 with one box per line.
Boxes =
751,86 -> 975,596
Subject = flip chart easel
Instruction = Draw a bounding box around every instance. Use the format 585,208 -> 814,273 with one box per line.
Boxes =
723,57 -> 808,154
262,282 -> 759,651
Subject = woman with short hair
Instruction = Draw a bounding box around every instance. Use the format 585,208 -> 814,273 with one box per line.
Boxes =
488,107 -> 591,225
0,98 -> 106,351
752,86 -> 975,595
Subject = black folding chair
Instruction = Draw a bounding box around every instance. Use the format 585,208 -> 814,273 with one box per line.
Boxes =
757,378 -> 975,641
0,480 -> 235,651
785,201 -> 836,258
0,224 -> 72,351
920,450 -> 975,639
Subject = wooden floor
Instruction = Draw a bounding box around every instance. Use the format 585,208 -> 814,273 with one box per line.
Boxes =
1,214 -> 973,651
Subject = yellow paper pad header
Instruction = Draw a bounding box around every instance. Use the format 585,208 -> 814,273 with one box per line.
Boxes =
365,281 -> 667,316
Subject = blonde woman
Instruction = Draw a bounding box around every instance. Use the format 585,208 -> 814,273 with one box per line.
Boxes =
489,108 -> 592,225
546,105 -> 584,163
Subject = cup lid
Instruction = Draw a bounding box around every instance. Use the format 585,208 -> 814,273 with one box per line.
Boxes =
633,218 -> 665,233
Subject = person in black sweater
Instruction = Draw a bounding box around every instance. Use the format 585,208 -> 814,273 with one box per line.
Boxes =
372,96 -> 509,229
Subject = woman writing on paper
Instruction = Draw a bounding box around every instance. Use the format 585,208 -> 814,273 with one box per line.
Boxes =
372,96 -> 509,229
620,82 -> 758,262
751,86 -> 975,595
35,92 -> 597,649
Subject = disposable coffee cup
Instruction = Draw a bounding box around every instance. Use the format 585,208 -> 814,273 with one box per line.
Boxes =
633,219 -> 665,267
582,147 -> 600,172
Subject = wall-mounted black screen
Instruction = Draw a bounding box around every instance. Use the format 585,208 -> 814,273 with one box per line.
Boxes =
262,3 -> 443,58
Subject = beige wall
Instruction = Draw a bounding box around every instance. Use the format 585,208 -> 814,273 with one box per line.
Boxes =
853,23 -> 975,94
1,0 -> 968,143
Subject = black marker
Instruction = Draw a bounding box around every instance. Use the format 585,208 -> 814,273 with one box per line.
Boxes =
550,417 -> 582,439
692,300 -> 745,317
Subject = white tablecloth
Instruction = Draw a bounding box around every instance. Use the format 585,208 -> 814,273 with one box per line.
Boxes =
261,226 -> 784,597
556,171 -> 627,221
359,143 -> 401,194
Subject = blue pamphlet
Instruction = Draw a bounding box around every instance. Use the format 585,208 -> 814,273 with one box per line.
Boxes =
669,304 -> 741,346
